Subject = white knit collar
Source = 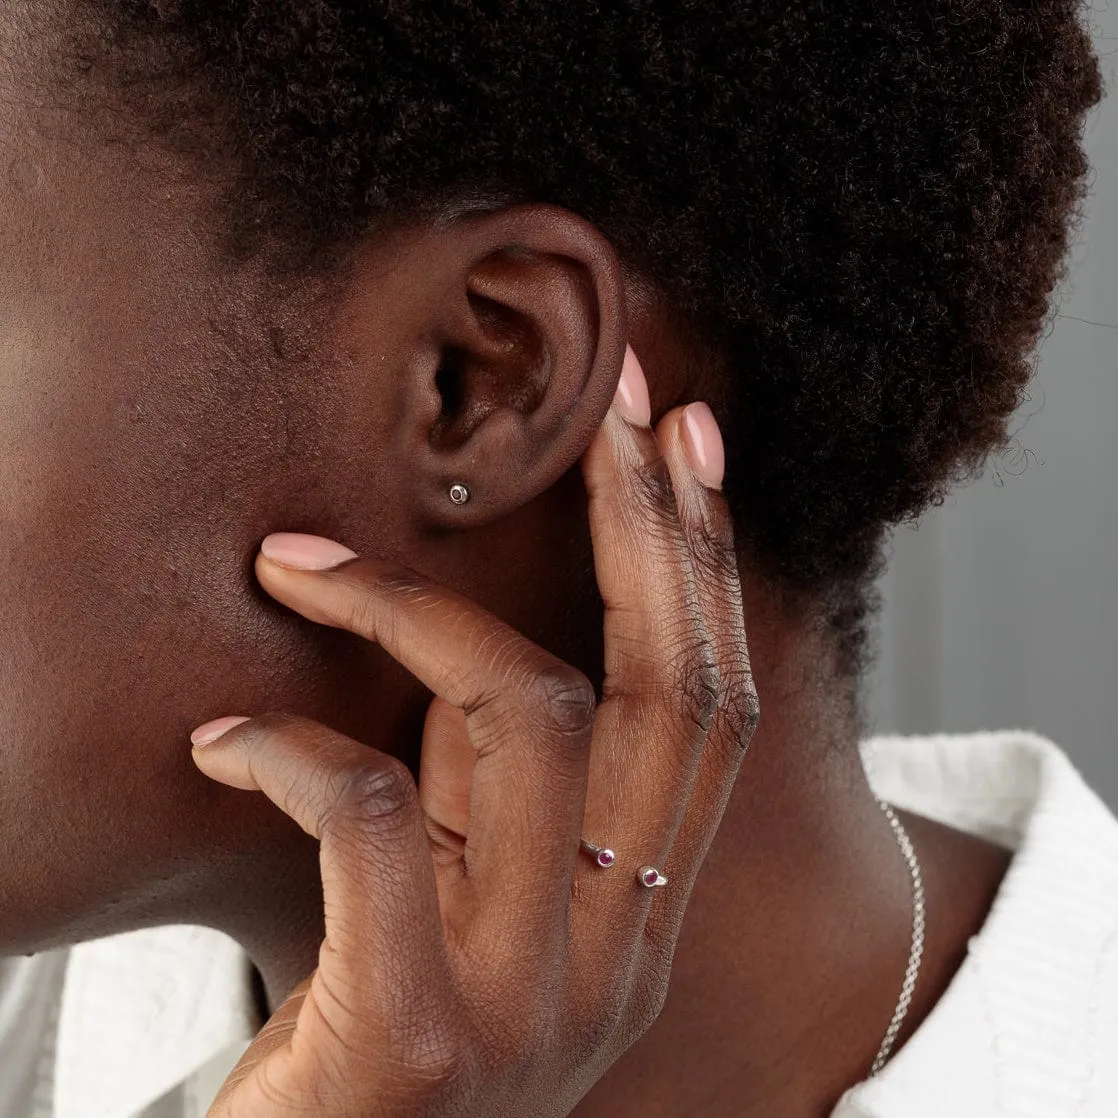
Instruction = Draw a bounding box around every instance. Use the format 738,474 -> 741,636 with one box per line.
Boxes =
54,925 -> 258,1118
838,731 -> 1118,1116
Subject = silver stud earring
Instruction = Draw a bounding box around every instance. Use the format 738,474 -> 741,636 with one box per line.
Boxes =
448,483 -> 471,506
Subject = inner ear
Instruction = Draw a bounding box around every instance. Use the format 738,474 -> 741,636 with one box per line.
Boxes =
429,267 -> 552,452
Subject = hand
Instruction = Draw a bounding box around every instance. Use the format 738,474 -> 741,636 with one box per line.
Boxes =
190,349 -> 759,1117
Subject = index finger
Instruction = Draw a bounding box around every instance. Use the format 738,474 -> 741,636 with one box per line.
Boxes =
254,548 -> 594,912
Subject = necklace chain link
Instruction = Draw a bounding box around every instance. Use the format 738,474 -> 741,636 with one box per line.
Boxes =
866,753 -> 926,1077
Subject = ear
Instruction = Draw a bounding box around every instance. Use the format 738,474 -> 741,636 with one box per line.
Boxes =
388,204 -> 627,529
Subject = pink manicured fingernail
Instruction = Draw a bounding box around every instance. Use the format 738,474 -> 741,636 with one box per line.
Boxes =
260,533 -> 359,571
191,715 -> 251,748
681,403 -> 725,489
613,345 -> 652,427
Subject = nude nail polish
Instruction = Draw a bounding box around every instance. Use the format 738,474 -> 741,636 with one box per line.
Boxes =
191,715 -> 251,748
260,533 -> 359,571
681,402 -> 725,489
614,345 -> 652,427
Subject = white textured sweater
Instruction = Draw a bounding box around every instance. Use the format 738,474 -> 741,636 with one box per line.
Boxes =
2,731 -> 1117,1117
835,731 -> 1118,1117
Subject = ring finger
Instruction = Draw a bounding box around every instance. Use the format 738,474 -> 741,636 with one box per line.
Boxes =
575,348 -> 719,918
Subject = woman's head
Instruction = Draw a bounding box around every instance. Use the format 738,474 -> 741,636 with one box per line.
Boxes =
69,0 -> 1104,651
0,0 -> 1100,951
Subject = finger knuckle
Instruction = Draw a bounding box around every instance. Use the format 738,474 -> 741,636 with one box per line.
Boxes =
239,712 -> 327,824
525,663 -> 597,738
366,563 -> 430,600
332,564 -> 435,645
332,757 -> 417,833
676,637 -> 721,736
719,660 -> 761,754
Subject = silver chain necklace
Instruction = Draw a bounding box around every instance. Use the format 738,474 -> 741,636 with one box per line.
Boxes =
867,791 -> 926,1076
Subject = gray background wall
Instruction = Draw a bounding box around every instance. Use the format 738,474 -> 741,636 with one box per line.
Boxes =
867,1 -> 1118,808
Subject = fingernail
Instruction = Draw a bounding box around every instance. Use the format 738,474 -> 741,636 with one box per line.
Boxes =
613,345 -> 652,427
191,715 -> 251,748
681,402 -> 725,489
260,533 -> 359,571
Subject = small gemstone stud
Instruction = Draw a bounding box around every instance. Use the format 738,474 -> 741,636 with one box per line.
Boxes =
580,839 -> 616,869
448,483 -> 471,505
637,865 -> 668,888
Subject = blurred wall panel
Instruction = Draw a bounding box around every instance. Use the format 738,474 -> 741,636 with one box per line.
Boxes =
867,1 -> 1118,808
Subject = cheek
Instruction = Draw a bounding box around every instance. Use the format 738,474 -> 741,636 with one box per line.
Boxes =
0,328 -> 299,945
0,372 -> 226,930
0,125 -> 378,946
0,342 -> 432,951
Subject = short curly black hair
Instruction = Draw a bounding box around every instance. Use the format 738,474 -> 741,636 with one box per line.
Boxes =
69,0 -> 1102,670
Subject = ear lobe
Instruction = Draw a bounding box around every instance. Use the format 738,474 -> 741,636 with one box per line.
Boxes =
411,204 -> 627,529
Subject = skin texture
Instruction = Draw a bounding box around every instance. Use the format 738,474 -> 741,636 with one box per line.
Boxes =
0,18 -> 1012,1118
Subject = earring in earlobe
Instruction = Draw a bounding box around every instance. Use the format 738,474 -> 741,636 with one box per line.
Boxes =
448,483 -> 471,506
